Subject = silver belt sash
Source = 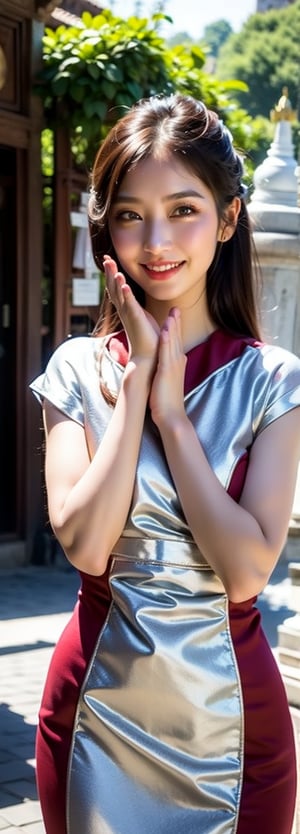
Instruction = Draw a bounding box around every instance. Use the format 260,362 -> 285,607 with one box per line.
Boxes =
112,535 -> 226,594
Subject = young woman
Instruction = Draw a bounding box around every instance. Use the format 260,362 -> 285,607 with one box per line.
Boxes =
31,93 -> 300,834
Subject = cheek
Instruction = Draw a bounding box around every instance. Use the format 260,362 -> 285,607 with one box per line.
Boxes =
181,225 -> 212,255
188,219 -> 219,250
110,225 -> 141,256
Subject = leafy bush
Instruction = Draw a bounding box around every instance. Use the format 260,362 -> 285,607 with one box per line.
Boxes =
37,11 -> 173,140
216,0 -> 300,121
37,10 -> 273,181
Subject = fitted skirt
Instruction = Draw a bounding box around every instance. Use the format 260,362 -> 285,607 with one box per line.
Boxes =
63,538 -> 296,834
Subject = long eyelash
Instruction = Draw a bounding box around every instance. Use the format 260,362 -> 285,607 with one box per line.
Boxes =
174,204 -> 197,215
114,211 -> 139,221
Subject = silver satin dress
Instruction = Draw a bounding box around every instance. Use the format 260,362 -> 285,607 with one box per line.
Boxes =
30,330 -> 300,834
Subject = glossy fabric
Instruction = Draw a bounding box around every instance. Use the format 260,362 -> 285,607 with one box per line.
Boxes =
34,570 -> 297,834
30,330 -> 300,834
31,330 -> 300,542
68,539 -> 242,834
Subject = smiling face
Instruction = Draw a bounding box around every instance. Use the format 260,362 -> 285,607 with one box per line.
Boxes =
108,155 -> 224,316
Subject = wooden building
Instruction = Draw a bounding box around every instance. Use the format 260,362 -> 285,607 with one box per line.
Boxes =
0,0 -> 45,566
44,0 -> 104,348
0,0 -> 104,566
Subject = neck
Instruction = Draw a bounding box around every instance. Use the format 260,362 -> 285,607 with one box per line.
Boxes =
146,296 -> 216,352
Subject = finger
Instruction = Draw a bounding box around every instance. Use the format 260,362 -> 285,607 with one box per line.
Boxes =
173,309 -> 183,356
161,314 -> 179,361
103,254 -> 118,278
166,308 -> 183,359
169,306 -> 180,321
169,314 -> 181,361
104,264 -> 127,308
103,255 -> 124,287
103,258 -> 117,293
103,257 -> 137,310
158,322 -> 172,367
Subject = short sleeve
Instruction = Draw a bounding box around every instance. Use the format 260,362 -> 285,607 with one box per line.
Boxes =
256,346 -> 300,435
29,338 -> 86,426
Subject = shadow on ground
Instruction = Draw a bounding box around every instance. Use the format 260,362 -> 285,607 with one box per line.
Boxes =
0,563 -> 80,620
0,703 -> 37,808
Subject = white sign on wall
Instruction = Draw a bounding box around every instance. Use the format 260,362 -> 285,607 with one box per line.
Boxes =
72,278 -> 100,306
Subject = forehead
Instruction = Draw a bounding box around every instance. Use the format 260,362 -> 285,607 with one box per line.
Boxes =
115,154 -> 211,199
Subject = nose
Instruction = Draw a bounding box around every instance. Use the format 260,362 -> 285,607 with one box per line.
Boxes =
143,218 -> 171,255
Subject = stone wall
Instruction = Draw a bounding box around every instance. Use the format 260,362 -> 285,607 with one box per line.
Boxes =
256,0 -> 296,11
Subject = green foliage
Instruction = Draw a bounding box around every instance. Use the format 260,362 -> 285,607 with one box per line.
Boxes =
167,31 -> 193,47
216,0 -> 300,119
226,112 -> 275,186
202,19 -> 233,58
36,9 -> 273,180
41,129 -> 54,224
41,128 -> 54,177
292,121 -> 300,161
36,10 -> 174,146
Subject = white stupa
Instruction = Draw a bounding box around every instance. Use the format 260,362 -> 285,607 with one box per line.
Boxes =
248,87 -> 300,234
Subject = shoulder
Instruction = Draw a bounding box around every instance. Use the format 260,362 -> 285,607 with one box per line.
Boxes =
248,342 -> 300,434
226,334 -> 300,381
46,334 -> 105,370
29,335 -> 107,421
258,341 -> 300,371
252,341 -> 300,391
39,334 -> 109,390
218,335 -> 300,433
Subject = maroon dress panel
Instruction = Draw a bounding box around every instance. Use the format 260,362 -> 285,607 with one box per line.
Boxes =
36,570 -> 112,834
229,599 -> 296,833
35,331 -> 297,834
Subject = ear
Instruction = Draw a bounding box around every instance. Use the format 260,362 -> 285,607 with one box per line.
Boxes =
217,197 -> 241,243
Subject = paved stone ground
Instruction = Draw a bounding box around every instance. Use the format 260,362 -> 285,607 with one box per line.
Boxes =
0,554 -> 298,832
0,562 -> 79,833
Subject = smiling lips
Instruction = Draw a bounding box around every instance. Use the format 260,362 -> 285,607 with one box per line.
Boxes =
141,261 -> 184,279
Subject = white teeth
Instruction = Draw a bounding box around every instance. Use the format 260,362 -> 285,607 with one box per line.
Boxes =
147,262 -> 181,272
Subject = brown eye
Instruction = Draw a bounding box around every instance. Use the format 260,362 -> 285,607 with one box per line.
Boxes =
115,210 -> 141,222
172,205 -> 196,217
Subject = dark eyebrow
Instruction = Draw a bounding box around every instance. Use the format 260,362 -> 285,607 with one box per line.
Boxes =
113,189 -> 206,204
166,190 -> 206,201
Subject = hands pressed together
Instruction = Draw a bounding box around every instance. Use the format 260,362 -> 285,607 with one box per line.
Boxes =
103,256 -> 187,428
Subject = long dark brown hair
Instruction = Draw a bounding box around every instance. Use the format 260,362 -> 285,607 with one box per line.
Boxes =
88,93 -> 262,340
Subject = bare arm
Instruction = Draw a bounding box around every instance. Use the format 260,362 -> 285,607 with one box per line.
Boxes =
150,311 -> 300,602
156,408 -> 300,601
44,260 -> 159,575
44,358 -> 152,575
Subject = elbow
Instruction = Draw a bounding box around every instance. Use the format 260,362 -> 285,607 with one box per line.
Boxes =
227,577 -> 267,603
225,564 -> 274,604
64,540 -> 111,576
222,547 -> 277,604
51,521 -> 110,576
222,533 -> 282,603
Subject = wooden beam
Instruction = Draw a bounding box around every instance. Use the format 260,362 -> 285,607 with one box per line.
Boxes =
53,124 -> 72,346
